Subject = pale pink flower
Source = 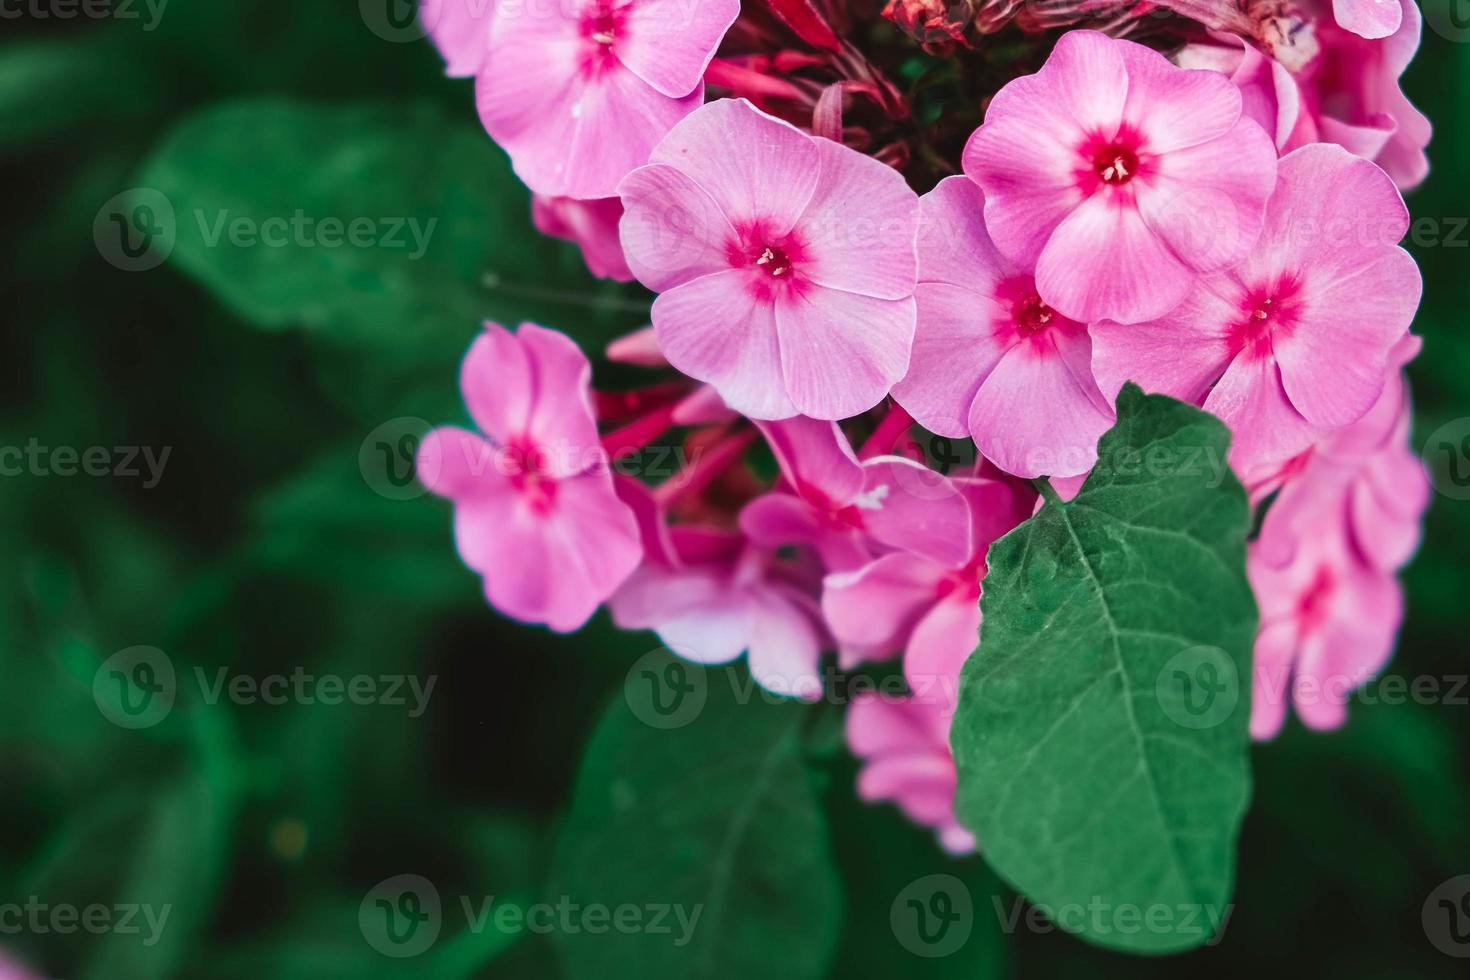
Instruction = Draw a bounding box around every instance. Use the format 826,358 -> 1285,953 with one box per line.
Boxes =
477,0 -> 740,198
618,98 -> 920,420
847,685 -> 975,854
962,30 -> 1277,324
740,416 -> 971,572
417,322 -> 642,632
424,0 -> 497,77
823,474 -> 1034,684
1247,482 -> 1407,739
892,177 -> 1115,479
1174,0 -> 1431,190
533,195 -> 633,282
1249,335 -> 1427,572
1091,143 -> 1421,475
609,497 -> 829,699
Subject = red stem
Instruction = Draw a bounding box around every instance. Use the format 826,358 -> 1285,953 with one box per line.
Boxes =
656,428 -> 758,507
857,402 -> 914,460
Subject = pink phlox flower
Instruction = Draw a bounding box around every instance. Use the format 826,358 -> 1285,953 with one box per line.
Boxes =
618,98 -> 920,421
417,322 -> 642,632
609,486 -> 830,699
740,415 -> 972,573
1247,477 -> 1407,739
962,30 -> 1277,324
892,176 -> 1116,479
477,0 -> 740,198
1091,142 -> 1421,476
823,473 -> 1034,683
533,195 -> 634,282
847,681 -> 975,854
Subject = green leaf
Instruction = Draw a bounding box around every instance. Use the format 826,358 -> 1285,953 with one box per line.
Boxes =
135,99 -> 647,355
548,654 -> 842,980
952,384 -> 1257,954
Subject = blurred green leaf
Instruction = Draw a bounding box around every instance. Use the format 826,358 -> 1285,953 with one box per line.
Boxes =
135,99 -> 646,357
548,653 -> 842,980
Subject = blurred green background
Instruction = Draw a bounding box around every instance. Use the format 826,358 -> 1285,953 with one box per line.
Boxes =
2,1 -> 1467,977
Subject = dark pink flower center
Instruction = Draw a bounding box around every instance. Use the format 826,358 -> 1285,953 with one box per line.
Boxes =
1297,564 -> 1335,633
578,3 -> 626,73
730,222 -> 809,300
1076,129 -> 1150,194
1014,293 -> 1057,335
995,277 -> 1078,347
755,245 -> 794,279
506,438 -> 558,515
1229,277 -> 1304,357
1092,144 -> 1140,185
935,560 -> 984,604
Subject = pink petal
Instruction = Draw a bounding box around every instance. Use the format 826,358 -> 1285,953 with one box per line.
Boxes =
416,426 -> 500,502
962,31 -> 1127,265
618,163 -> 737,292
747,589 -> 826,699
856,458 -> 972,566
423,0 -> 496,77
533,196 -> 633,283
617,0 -> 740,97
892,282 -> 1009,438
794,138 -> 919,300
1204,352 -> 1320,473
1274,245 -> 1419,429
915,176 -> 1010,288
649,99 -> 820,238
1089,280 -> 1240,405
1035,193 -> 1194,324
775,287 -> 914,420
459,324 -> 600,469
1239,143 -> 1410,284
905,596 -> 981,690
1249,621 -> 1298,740
822,553 -> 948,653
611,565 -> 751,664
562,64 -> 703,200
1117,38 -> 1245,153
652,270 -> 796,419
756,415 -> 865,503
1134,115 -> 1276,274
968,330 -> 1115,479
1333,0 -> 1402,39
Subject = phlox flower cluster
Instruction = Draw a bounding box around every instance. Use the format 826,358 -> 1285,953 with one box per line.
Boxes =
414,0 -> 1430,852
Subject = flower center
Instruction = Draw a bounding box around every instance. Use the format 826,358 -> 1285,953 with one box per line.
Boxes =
754,245 -> 793,278
1093,144 -> 1140,185
1230,278 -> 1303,355
506,439 -> 558,514
580,7 -> 622,56
1014,293 -> 1055,335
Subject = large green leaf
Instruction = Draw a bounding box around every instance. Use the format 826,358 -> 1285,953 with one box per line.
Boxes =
548,654 -> 842,980
134,99 -> 646,354
953,384 -> 1257,954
